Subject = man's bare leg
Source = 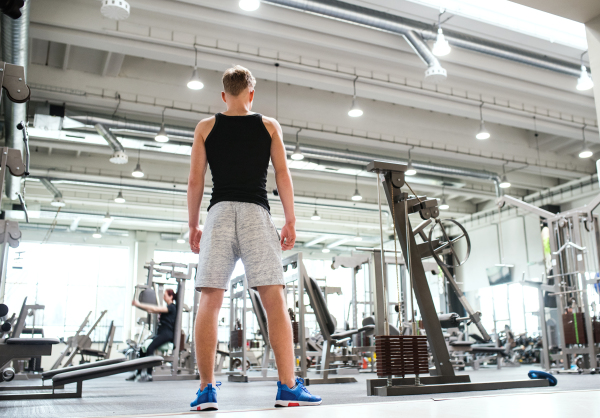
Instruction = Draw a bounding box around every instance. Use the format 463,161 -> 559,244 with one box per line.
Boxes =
257,285 -> 295,388
195,288 -> 226,390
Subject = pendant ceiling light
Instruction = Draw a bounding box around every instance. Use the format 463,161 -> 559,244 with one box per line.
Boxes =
348,76 -> 363,117
499,162 -> 511,188
239,0 -> 260,11
432,11 -> 451,57
405,147 -> 416,176
132,148 -> 144,178
291,128 -> 304,161
187,46 -> 204,90
476,102 -> 490,140
114,190 -> 126,203
579,125 -> 593,159
351,175 -> 363,201
155,108 -> 169,143
311,208 -> 321,221
439,186 -> 449,210
576,52 -> 594,91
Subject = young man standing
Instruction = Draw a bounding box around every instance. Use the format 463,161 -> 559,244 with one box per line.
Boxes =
187,65 -> 321,410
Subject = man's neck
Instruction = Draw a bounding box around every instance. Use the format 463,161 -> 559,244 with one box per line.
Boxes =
224,102 -> 252,116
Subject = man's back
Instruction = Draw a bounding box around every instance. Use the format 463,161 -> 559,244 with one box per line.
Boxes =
204,112 -> 271,212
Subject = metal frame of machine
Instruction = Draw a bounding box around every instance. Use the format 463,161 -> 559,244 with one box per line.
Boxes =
497,194 -> 600,372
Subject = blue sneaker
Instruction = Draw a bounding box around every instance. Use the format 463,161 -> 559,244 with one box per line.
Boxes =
275,378 -> 322,407
190,382 -> 221,411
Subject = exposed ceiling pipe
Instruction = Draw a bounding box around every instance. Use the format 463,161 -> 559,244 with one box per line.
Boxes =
263,0 -> 446,81
71,115 -> 193,139
263,0 -> 580,77
39,178 -> 66,207
68,114 -> 502,196
1,1 -> 29,200
94,123 -> 129,164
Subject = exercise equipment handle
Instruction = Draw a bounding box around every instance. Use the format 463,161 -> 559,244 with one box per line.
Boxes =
16,121 -> 30,176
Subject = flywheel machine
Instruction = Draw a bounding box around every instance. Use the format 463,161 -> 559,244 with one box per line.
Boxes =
366,160 -> 550,396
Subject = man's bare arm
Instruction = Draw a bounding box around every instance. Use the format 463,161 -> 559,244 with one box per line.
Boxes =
187,118 -> 211,253
265,116 -> 296,251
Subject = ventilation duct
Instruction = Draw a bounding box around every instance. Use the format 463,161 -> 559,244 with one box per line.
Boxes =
94,124 -> 128,164
71,115 -> 193,139
263,0 -> 446,81
1,1 -> 29,200
263,0 -> 581,77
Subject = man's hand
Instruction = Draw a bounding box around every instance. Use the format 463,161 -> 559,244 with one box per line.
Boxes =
189,225 -> 203,254
280,222 -> 296,251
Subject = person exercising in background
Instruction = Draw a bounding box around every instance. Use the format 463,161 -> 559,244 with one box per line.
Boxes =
187,65 -> 321,410
129,288 -> 177,382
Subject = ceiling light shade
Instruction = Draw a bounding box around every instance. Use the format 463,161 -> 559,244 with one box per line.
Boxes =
353,235 -> 363,242
499,175 -> 511,188
155,124 -> 169,143
576,65 -> 594,91
51,197 -> 66,207
114,191 -> 126,203
291,144 -> 304,160
177,238 -> 186,244
439,197 -> 449,210
92,229 -> 102,239
321,248 -> 331,254
311,210 -> 321,221
579,148 -> 593,159
239,0 -> 260,11
109,150 -> 128,164
132,162 -> 144,178
476,121 -> 490,140
405,160 -> 416,176
187,68 -> 204,90
424,62 -> 447,83
351,189 -> 363,201
432,28 -> 451,57
348,99 -> 363,117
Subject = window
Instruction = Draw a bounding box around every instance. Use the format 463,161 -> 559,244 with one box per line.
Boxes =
4,242 -> 130,342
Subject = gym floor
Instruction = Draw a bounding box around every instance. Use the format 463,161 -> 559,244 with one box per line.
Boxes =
1,366 -> 599,417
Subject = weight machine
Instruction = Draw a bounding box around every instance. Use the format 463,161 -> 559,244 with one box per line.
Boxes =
227,274 -> 277,382
497,194 -> 600,372
134,260 -> 199,380
365,160 -> 548,396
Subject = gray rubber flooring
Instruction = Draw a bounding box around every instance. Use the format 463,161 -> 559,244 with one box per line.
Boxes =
1,366 -> 598,417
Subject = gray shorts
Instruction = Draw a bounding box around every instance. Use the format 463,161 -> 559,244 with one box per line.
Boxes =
196,201 -> 284,291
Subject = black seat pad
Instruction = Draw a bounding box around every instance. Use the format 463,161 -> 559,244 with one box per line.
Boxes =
53,356 -> 164,386
331,325 -> 375,340
308,276 -> 336,335
471,346 -> 506,355
42,357 -> 126,380
450,341 -> 473,347
79,348 -> 106,356
5,337 -> 59,345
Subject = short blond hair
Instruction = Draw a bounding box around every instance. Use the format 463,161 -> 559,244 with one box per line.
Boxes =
222,65 -> 256,96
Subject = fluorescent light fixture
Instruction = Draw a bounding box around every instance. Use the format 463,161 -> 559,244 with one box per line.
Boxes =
132,162 -> 144,178
579,149 -> 593,159
321,248 -> 331,254
311,210 -> 321,221
187,68 -> 204,90
348,99 -> 363,117
51,197 -> 66,207
155,124 -> 169,143
439,197 -> 449,210
499,175 -> 511,188
351,189 -> 363,201
239,0 -> 260,11
114,191 -> 126,203
495,263 -> 515,268
432,28 -> 451,56
291,144 -> 304,160
476,121 -> 490,140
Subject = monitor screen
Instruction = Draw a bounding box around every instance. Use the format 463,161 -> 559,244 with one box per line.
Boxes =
486,265 -> 513,286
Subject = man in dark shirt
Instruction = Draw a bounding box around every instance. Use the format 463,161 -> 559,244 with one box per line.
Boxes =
187,66 -> 321,410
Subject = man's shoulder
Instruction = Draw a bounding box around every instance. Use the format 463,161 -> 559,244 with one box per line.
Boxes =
260,115 -> 280,135
195,116 -> 217,139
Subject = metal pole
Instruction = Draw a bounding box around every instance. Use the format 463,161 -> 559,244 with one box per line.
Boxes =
376,172 -> 390,336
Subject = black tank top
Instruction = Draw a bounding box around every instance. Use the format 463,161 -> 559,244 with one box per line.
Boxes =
205,113 -> 272,212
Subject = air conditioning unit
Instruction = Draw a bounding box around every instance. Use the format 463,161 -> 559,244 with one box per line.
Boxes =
101,0 -> 130,20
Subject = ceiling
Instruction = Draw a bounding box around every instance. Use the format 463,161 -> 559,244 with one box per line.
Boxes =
510,0 -> 600,24
2,0 -> 599,256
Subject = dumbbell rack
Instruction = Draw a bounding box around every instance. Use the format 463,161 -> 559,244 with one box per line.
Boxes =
366,160 -> 548,396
